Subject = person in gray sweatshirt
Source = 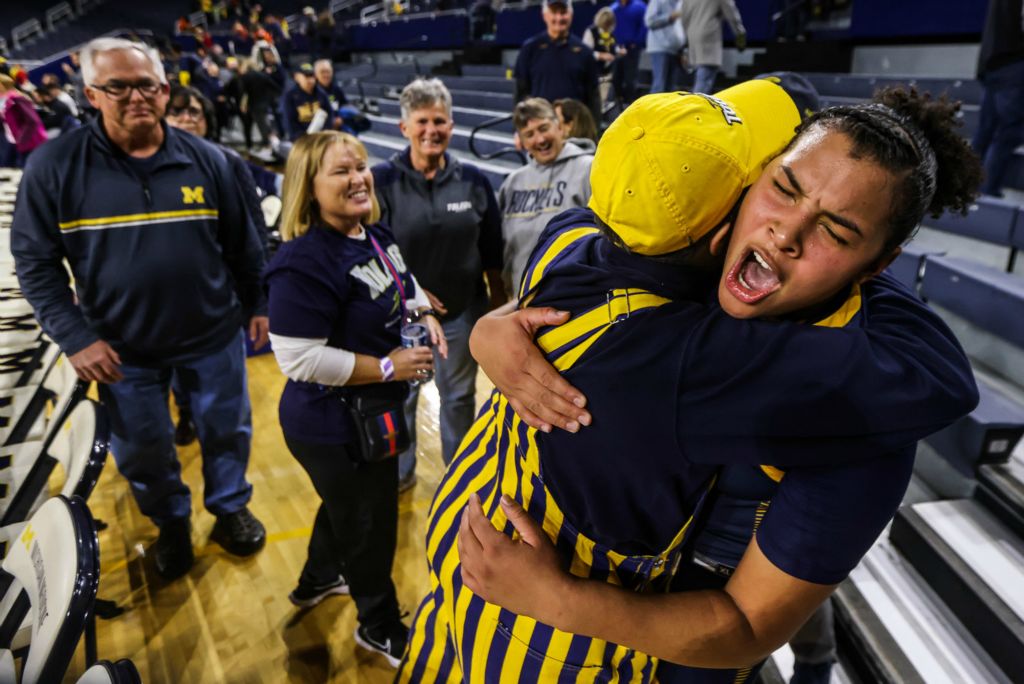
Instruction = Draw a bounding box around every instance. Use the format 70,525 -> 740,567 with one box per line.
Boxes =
499,97 -> 594,295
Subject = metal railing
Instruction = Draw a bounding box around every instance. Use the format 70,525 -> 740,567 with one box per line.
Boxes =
46,2 -> 75,32
329,0 -> 363,17
469,114 -> 526,165
12,19 -> 45,50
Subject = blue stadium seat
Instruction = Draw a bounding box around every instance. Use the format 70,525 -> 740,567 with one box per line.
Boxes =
924,379 -> 1024,476
921,255 -> 1024,349
924,196 -> 1019,247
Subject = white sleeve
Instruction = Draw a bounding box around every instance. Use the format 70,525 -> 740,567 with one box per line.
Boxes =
410,274 -> 431,310
269,333 -> 360,386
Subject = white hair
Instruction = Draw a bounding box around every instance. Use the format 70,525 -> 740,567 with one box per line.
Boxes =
399,78 -> 453,121
80,37 -> 167,86
313,59 -> 333,72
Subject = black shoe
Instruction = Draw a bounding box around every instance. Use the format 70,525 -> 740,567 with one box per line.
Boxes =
174,413 -> 196,446
354,621 -> 409,668
209,507 -> 266,556
153,517 -> 194,580
288,574 -> 350,607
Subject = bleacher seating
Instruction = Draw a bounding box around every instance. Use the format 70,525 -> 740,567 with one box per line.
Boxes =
889,500 -> 1024,679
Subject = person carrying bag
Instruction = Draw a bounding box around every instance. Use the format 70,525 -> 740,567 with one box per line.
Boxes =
264,131 -> 446,666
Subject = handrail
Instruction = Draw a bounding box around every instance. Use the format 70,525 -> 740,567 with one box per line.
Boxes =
46,2 -> 75,32
361,1 -> 389,22
469,113 -> 526,165
12,19 -> 45,50
330,0 -> 363,17
32,27 -> 155,67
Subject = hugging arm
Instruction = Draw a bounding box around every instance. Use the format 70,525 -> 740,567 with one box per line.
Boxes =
460,494 -> 832,668
460,451 -> 912,667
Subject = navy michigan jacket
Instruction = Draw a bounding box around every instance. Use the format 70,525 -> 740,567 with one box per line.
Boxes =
11,117 -> 265,367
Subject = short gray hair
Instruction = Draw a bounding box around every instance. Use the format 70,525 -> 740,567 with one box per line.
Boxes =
399,78 -> 452,121
313,59 -> 332,72
80,37 -> 167,86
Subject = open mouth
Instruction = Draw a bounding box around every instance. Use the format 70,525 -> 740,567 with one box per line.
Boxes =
724,248 -> 781,304
348,189 -> 369,201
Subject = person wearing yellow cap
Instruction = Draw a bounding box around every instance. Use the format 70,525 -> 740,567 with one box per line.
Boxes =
398,78 -> 982,683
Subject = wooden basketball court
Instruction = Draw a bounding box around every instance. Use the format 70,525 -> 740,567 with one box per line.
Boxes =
63,353 -> 486,683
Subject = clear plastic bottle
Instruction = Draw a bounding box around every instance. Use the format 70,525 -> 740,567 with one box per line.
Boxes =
400,308 -> 433,386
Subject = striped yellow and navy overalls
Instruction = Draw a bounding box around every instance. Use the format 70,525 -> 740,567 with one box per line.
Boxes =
399,225 -> 717,683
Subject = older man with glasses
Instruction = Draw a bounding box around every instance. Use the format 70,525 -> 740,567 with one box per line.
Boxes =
10,37 -> 269,581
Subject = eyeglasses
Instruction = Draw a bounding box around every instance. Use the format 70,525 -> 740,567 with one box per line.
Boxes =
168,105 -> 204,120
89,80 -> 165,101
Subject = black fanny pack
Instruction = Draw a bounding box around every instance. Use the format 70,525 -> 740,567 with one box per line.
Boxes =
335,381 -> 411,463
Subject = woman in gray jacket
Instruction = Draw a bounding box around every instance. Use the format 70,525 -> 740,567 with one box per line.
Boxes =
371,78 -> 507,491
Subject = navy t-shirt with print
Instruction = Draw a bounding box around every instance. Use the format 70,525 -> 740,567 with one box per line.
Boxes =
264,223 -> 416,444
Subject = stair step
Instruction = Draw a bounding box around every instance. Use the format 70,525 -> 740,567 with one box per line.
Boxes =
833,539 -> 1010,683
890,499 -> 1024,680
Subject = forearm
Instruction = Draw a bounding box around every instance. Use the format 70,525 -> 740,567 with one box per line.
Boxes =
544,576 -> 765,667
270,333 -> 386,386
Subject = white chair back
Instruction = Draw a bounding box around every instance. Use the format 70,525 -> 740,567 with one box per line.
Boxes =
0,496 -> 98,684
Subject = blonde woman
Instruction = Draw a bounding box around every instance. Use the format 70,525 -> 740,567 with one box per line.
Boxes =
264,132 -> 445,666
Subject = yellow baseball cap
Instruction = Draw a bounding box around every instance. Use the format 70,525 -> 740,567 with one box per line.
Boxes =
588,79 -> 804,255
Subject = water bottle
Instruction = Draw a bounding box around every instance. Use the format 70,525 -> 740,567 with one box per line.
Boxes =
401,310 -> 433,386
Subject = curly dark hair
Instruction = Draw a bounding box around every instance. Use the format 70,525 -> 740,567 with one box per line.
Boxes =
795,86 -> 982,254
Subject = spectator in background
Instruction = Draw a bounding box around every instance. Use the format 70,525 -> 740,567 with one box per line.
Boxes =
499,97 -> 592,295
514,0 -> 601,124
313,59 -> 370,136
553,97 -> 598,145
40,72 -> 79,118
11,38 -> 267,581
0,75 -> 47,167
972,0 -> 1024,197
680,0 -> 746,94
235,57 -> 283,154
280,62 -> 336,143
35,82 -> 76,137
469,0 -> 497,41
314,10 -> 338,62
165,85 -> 275,444
313,59 -> 347,111
611,0 -> 647,106
61,51 -> 89,113
371,78 -> 507,491
582,7 -> 618,109
645,0 -> 685,93
264,15 -> 291,67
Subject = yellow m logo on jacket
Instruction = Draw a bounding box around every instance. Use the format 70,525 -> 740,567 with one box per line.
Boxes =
181,186 -> 205,205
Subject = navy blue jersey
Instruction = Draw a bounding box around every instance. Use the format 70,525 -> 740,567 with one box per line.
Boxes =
264,223 -> 416,444
524,208 -> 976,555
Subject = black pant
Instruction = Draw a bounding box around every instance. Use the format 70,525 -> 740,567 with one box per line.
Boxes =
612,46 -> 642,105
284,435 -> 401,630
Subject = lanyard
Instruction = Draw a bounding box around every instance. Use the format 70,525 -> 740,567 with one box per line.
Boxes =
367,229 -> 407,317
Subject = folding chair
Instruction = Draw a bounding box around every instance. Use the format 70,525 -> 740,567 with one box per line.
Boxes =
0,397 -> 108,531
75,658 -> 142,684
1,355 -> 80,446
0,496 -> 100,684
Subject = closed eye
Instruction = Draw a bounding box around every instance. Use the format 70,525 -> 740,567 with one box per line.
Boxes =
820,223 -> 849,246
773,180 -> 795,198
